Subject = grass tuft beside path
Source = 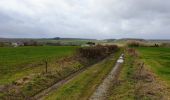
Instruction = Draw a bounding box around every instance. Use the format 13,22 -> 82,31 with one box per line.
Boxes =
109,47 -> 170,100
109,51 -> 135,100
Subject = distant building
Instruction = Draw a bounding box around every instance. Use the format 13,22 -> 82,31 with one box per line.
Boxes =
17,42 -> 24,46
11,42 -> 24,47
11,42 -> 18,47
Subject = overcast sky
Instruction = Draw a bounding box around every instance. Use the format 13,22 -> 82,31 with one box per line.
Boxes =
0,0 -> 170,39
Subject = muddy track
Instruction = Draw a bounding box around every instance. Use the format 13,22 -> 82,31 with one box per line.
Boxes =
32,66 -> 89,100
33,54 -> 123,100
89,54 -> 124,100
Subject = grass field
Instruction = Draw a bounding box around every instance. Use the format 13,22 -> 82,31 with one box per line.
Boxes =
137,47 -> 170,83
0,46 -> 78,85
45,50 -> 121,100
1,45 -> 169,99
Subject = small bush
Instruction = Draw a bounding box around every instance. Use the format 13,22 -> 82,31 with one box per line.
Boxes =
0,42 -> 11,47
23,40 -> 43,46
104,45 -> 119,53
127,40 -> 148,47
160,43 -> 170,47
127,41 -> 140,47
0,42 -> 4,47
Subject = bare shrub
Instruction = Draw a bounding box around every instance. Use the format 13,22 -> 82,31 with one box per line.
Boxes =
78,45 -> 119,59
127,48 -> 138,57
0,42 -> 11,47
23,40 -> 43,46
0,42 -> 4,47
127,40 -> 148,47
160,43 -> 170,47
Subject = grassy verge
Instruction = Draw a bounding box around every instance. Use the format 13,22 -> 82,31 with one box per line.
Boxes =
137,47 -> 170,84
45,51 -> 121,100
109,47 -> 170,100
1,57 -> 85,99
109,50 -> 135,100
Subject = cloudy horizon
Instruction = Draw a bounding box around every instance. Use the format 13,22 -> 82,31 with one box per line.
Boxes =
0,0 -> 170,39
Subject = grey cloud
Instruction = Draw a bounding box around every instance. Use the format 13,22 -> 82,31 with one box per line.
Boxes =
0,0 -> 170,39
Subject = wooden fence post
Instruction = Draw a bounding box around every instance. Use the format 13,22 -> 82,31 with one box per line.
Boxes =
43,58 -> 48,73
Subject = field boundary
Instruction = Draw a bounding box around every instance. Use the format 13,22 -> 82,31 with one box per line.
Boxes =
34,54 -> 121,100
33,66 -> 89,100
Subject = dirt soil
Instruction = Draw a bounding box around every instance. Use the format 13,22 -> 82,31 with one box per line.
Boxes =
134,62 -> 170,100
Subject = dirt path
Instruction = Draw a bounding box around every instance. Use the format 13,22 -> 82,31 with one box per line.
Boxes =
33,67 -> 89,100
89,54 -> 124,100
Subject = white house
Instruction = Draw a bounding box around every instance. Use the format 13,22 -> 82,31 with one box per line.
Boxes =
11,42 -> 18,47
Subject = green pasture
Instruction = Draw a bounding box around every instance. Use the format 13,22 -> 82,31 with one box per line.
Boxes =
137,47 -> 170,83
0,46 -> 78,85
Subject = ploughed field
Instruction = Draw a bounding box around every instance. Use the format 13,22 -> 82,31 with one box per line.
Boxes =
137,47 -> 170,83
0,46 -> 78,85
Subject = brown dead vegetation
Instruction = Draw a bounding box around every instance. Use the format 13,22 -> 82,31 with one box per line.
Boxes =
109,48 -> 170,100
134,61 -> 170,100
127,40 -> 147,47
127,40 -> 160,47
78,45 -> 119,59
131,49 -> 170,100
1,56 -> 83,99
127,48 -> 139,57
